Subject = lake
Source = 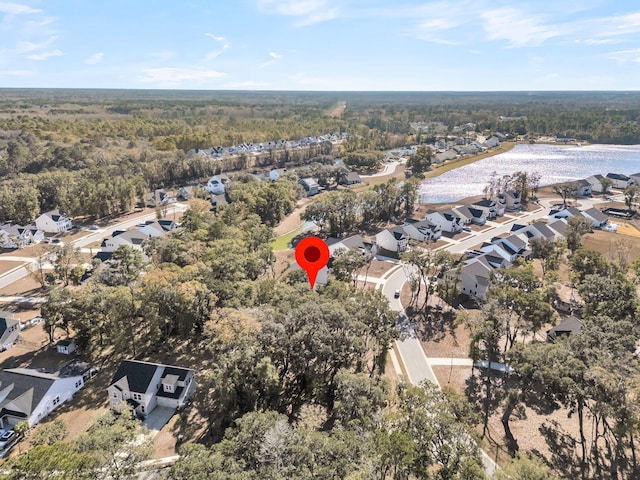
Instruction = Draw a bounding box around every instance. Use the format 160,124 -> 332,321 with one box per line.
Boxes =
419,143 -> 640,204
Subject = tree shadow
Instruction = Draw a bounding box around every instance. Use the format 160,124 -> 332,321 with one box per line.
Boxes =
538,420 -> 583,479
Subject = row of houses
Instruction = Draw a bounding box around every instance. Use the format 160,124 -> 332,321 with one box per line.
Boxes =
586,172 -> 640,193
187,132 -> 348,159
458,204 -> 609,301
0,210 -> 73,250
374,193 -> 522,254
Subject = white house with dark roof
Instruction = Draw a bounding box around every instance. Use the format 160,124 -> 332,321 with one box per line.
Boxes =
630,173 -> 640,186
473,198 -> 503,218
581,207 -> 608,228
586,174 -> 607,193
573,179 -> 592,197
606,173 -> 632,190
35,210 -> 72,234
497,191 -> 521,211
0,368 -> 85,428
0,312 -> 20,352
375,226 -> 409,254
453,206 -> 487,225
426,209 -> 463,233
402,219 -> 442,243
108,360 -> 195,419
206,174 -> 231,195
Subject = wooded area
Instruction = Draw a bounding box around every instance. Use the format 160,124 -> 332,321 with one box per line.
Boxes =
2,90 -> 640,479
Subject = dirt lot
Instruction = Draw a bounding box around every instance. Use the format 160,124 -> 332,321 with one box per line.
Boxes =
0,274 -> 45,296
0,260 -> 24,276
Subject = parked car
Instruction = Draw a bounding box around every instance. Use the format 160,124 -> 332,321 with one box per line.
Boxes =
0,430 -> 16,449
463,226 -> 472,232
394,289 -> 400,298
88,224 -> 99,230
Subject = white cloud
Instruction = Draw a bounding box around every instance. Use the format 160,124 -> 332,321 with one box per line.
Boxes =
0,69 -> 33,76
262,51 -> 284,67
26,49 -> 62,60
607,48 -> 640,64
204,33 -> 230,60
481,8 -> 559,47
84,52 -> 104,65
140,67 -> 227,87
16,35 -> 58,53
257,0 -> 338,26
0,2 -> 41,15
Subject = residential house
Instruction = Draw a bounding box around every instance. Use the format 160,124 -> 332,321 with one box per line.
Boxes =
0,225 -> 31,249
157,219 -> 178,232
340,171 -> 362,185
0,313 -> 20,352
426,209 -> 463,233
630,173 -> 640,187
402,219 -> 442,243
497,191 -> 521,211
375,227 -> 409,254
206,174 -> 231,195
494,132 -> 507,142
511,221 -> 559,242
56,339 -> 76,355
152,189 -> 176,207
573,179 -> 592,197
177,185 -> 197,201
453,206 -> 487,225
0,367 -> 86,428
103,229 -> 150,253
299,178 -> 320,197
606,173 -> 632,190
458,255 -> 494,301
35,210 -> 72,234
108,360 -> 195,419
546,316 -> 582,342
472,198 -> 502,218
136,221 -> 167,238
585,174 -> 607,193
483,136 -> 500,148
481,234 -> 530,262
549,206 -> 582,221
581,207 -> 608,228
327,235 -> 374,260
546,219 -> 568,238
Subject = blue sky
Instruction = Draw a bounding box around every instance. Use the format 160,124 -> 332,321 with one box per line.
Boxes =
1,0 -> 639,90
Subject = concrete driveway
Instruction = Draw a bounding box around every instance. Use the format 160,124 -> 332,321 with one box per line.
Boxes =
142,406 -> 176,432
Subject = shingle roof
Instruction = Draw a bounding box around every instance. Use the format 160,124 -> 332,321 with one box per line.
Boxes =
0,369 -> 57,419
110,360 -> 158,394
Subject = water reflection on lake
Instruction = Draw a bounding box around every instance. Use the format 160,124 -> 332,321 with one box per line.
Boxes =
419,143 -> 640,204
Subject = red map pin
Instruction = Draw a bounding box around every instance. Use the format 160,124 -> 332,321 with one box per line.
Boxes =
295,236 -> 330,289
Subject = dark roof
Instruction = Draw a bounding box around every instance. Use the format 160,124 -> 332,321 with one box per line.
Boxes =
57,339 -> 74,347
0,369 -> 57,419
162,366 -> 190,382
606,173 -> 630,181
547,316 -> 583,342
473,199 -> 495,208
110,360 -> 159,394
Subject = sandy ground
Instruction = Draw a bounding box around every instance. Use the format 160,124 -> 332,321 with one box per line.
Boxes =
0,260 -> 24,275
273,197 -> 315,236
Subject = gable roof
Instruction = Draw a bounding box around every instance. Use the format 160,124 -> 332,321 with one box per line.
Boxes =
606,172 -> 630,181
583,207 -> 608,223
110,360 -> 159,394
109,360 -> 193,395
0,369 -> 58,419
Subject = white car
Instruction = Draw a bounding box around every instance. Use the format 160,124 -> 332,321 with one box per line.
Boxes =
394,289 -> 400,298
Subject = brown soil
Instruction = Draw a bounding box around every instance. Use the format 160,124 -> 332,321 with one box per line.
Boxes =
273,197 -> 315,236
0,260 -> 24,276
